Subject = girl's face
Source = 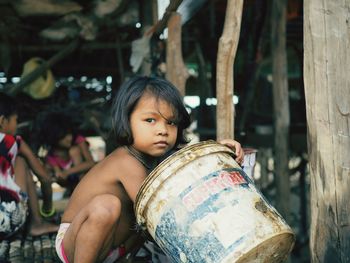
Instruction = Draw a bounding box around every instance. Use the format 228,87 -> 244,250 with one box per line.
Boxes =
57,133 -> 73,149
0,114 -> 18,135
130,93 -> 178,157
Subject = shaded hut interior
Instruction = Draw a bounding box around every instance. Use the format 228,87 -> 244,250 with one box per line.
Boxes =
0,0 -> 304,145
0,0 -> 308,262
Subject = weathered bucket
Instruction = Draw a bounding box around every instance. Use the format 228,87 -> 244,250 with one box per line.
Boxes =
135,140 -> 295,263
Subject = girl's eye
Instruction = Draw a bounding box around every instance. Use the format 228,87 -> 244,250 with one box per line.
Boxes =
145,118 -> 155,123
167,120 -> 177,126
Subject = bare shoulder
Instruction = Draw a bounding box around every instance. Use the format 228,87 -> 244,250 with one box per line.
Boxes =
73,146 -> 148,203
109,147 -> 148,200
101,147 -> 146,178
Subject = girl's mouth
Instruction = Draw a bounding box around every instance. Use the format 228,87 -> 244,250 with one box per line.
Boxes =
154,141 -> 168,147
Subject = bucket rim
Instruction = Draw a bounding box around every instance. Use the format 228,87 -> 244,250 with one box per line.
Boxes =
134,140 -> 237,226
234,230 -> 295,262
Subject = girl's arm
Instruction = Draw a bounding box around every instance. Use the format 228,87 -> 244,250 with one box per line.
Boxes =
51,165 -> 64,179
78,139 -> 95,164
118,153 -> 148,203
59,161 -> 95,179
19,139 -> 53,183
59,140 -> 95,179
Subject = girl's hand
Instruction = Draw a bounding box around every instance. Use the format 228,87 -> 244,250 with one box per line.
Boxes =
55,170 -> 66,179
219,139 -> 244,165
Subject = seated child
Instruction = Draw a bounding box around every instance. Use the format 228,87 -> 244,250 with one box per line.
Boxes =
0,93 -> 58,238
55,76 -> 244,262
34,110 -> 95,195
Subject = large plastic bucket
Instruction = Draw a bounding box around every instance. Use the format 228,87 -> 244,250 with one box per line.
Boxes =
135,141 -> 295,263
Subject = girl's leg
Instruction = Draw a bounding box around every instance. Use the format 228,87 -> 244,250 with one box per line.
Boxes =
40,179 -> 53,215
40,164 -> 54,214
113,205 -> 139,249
63,194 -> 122,263
14,156 -> 27,191
14,157 -> 58,236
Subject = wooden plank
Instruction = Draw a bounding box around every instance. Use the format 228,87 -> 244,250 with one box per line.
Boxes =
1,234 -> 60,263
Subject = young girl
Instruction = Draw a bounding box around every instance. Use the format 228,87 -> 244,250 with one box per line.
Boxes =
0,93 -> 58,238
35,110 -> 95,197
55,76 -> 244,263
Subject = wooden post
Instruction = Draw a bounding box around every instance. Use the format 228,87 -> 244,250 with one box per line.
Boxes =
216,0 -> 243,141
166,12 -> 189,96
271,0 -> 290,221
304,0 -> 350,261
138,0 -> 158,76
115,37 -> 125,82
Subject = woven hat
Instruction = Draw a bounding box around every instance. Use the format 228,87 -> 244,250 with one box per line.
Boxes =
21,57 -> 55,99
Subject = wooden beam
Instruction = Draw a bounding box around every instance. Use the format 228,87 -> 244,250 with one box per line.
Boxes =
12,41 -> 130,52
216,0 -> 243,141
6,39 -> 79,95
150,0 -> 183,35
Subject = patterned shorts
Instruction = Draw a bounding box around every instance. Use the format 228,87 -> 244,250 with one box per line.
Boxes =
0,192 -> 28,239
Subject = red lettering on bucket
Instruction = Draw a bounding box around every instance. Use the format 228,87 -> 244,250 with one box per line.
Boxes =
192,184 -> 209,204
182,170 -> 247,211
206,177 -> 225,193
220,171 -> 246,186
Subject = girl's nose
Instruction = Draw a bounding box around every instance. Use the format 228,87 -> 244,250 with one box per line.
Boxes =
157,123 -> 168,135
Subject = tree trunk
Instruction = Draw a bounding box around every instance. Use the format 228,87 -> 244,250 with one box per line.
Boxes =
216,0 -> 243,141
304,1 -> 350,262
271,0 -> 290,221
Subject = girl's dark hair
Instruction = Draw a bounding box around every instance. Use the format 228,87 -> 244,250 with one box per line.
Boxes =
34,109 -> 76,148
111,76 -> 191,147
0,92 -> 17,118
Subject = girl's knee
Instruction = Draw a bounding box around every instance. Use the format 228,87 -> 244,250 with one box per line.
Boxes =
88,195 -> 122,222
69,145 -> 80,155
